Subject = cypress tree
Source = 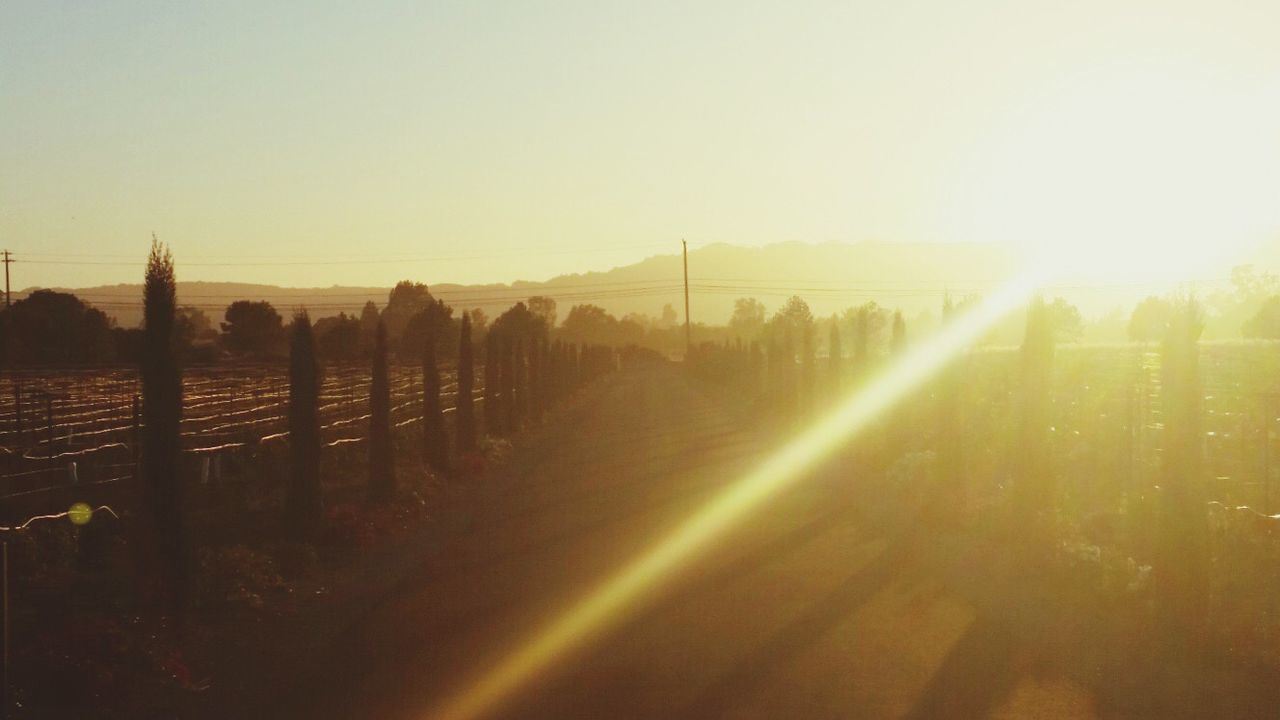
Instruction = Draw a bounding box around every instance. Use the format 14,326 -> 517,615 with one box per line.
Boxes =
287,311 -> 323,543
828,319 -> 842,394
484,329 -> 501,436
891,310 -> 907,355
141,237 -> 187,614
934,295 -> 964,522
528,336 -> 543,420
1013,296 -> 1055,533
368,320 -> 395,502
456,312 -> 476,454
422,322 -> 448,473
852,307 -> 870,379
500,334 -> 516,433
1157,297 -> 1208,635
512,338 -> 527,429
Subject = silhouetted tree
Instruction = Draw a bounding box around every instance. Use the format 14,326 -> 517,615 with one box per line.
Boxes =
401,297 -> 455,363
512,338 -> 527,429
367,320 -> 395,502
933,295 -> 964,522
140,238 -> 187,615
358,301 -> 380,357
1128,296 -> 1172,342
484,329 -> 501,435
1013,296 -> 1055,535
456,312 -> 477,455
729,298 -> 767,342
0,290 -> 115,364
1157,297 -> 1208,636
382,281 -> 433,349
314,312 -> 361,361
828,319 -> 842,393
527,295 -> 558,329
287,311 -> 323,542
422,323 -> 448,473
221,300 -> 284,357
891,310 -> 907,355
1242,295 -> 1280,338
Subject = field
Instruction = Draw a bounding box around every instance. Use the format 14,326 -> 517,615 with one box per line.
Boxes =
0,363 -> 476,516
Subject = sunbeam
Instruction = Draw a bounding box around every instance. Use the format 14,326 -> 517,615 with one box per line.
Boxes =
431,267 -> 1046,720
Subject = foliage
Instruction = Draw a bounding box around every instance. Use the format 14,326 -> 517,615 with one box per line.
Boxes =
221,300 -> 284,357
527,295 -> 558,328
728,298 -> 766,341
1129,296 -> 1172,342
287,311 -> 323,542
314,311 -> 361,361
0,289 -> 116,364
1241,295 -> 1280,339
142,237 -> 188,615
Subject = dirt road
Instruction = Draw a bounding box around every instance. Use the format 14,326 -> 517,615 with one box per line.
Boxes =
255,365 -> 1098,719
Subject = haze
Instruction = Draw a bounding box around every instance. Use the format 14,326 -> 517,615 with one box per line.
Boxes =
5,1 -> 1280,289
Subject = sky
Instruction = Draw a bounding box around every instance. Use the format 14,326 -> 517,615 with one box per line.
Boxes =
3,0 -> 1280,290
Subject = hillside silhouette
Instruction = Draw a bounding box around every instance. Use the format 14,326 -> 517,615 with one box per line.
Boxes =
24,241 -> 1020,328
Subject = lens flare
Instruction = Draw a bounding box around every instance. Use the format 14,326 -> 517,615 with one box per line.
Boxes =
432,268 -> 1044,720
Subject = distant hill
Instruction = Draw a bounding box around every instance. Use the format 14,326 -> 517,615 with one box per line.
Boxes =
20,241 -> 1037,328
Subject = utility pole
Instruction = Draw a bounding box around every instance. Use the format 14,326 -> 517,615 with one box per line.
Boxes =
682,239 -> 691,354
1,251 -> 11,308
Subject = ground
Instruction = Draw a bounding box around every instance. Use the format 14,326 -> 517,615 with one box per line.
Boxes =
193,364 -> 1270,719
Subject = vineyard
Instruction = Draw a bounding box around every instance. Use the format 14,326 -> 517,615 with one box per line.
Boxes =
0,363 -> 477,514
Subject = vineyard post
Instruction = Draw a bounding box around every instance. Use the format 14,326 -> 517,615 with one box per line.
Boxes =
44,396 -> 52,449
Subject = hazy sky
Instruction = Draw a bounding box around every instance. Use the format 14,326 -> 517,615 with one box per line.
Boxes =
4,1 -> 1279,289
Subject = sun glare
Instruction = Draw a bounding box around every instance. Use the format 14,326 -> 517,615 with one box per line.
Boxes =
954,61 -> 1280,286
431,268 -> 1044,720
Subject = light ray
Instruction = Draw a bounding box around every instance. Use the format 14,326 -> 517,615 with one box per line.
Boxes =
432,266 -> 1045,720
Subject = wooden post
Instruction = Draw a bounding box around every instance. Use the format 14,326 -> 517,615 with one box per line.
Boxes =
45,396 -> 53,450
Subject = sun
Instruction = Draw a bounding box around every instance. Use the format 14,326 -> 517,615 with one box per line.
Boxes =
950,59 -> 1280,288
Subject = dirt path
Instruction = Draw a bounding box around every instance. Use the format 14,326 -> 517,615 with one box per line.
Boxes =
256,366 -> 1098,719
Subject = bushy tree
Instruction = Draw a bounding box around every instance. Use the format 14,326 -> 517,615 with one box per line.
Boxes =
559,304 -> 615,345
367,320 -> 395,502
1128,296 -> 1172,342
527,295 -> 558,329
381,281 -> 433,346
141,238 -> 187,614
400,298 -> 455,363
456,312 -> 477,454
314,312 -> 361,361
729,298 -> 767,341
287,311 -> 323,542
221,300 -> 284,356
0,290 -> 116,364
1242,295 -> 1280,338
